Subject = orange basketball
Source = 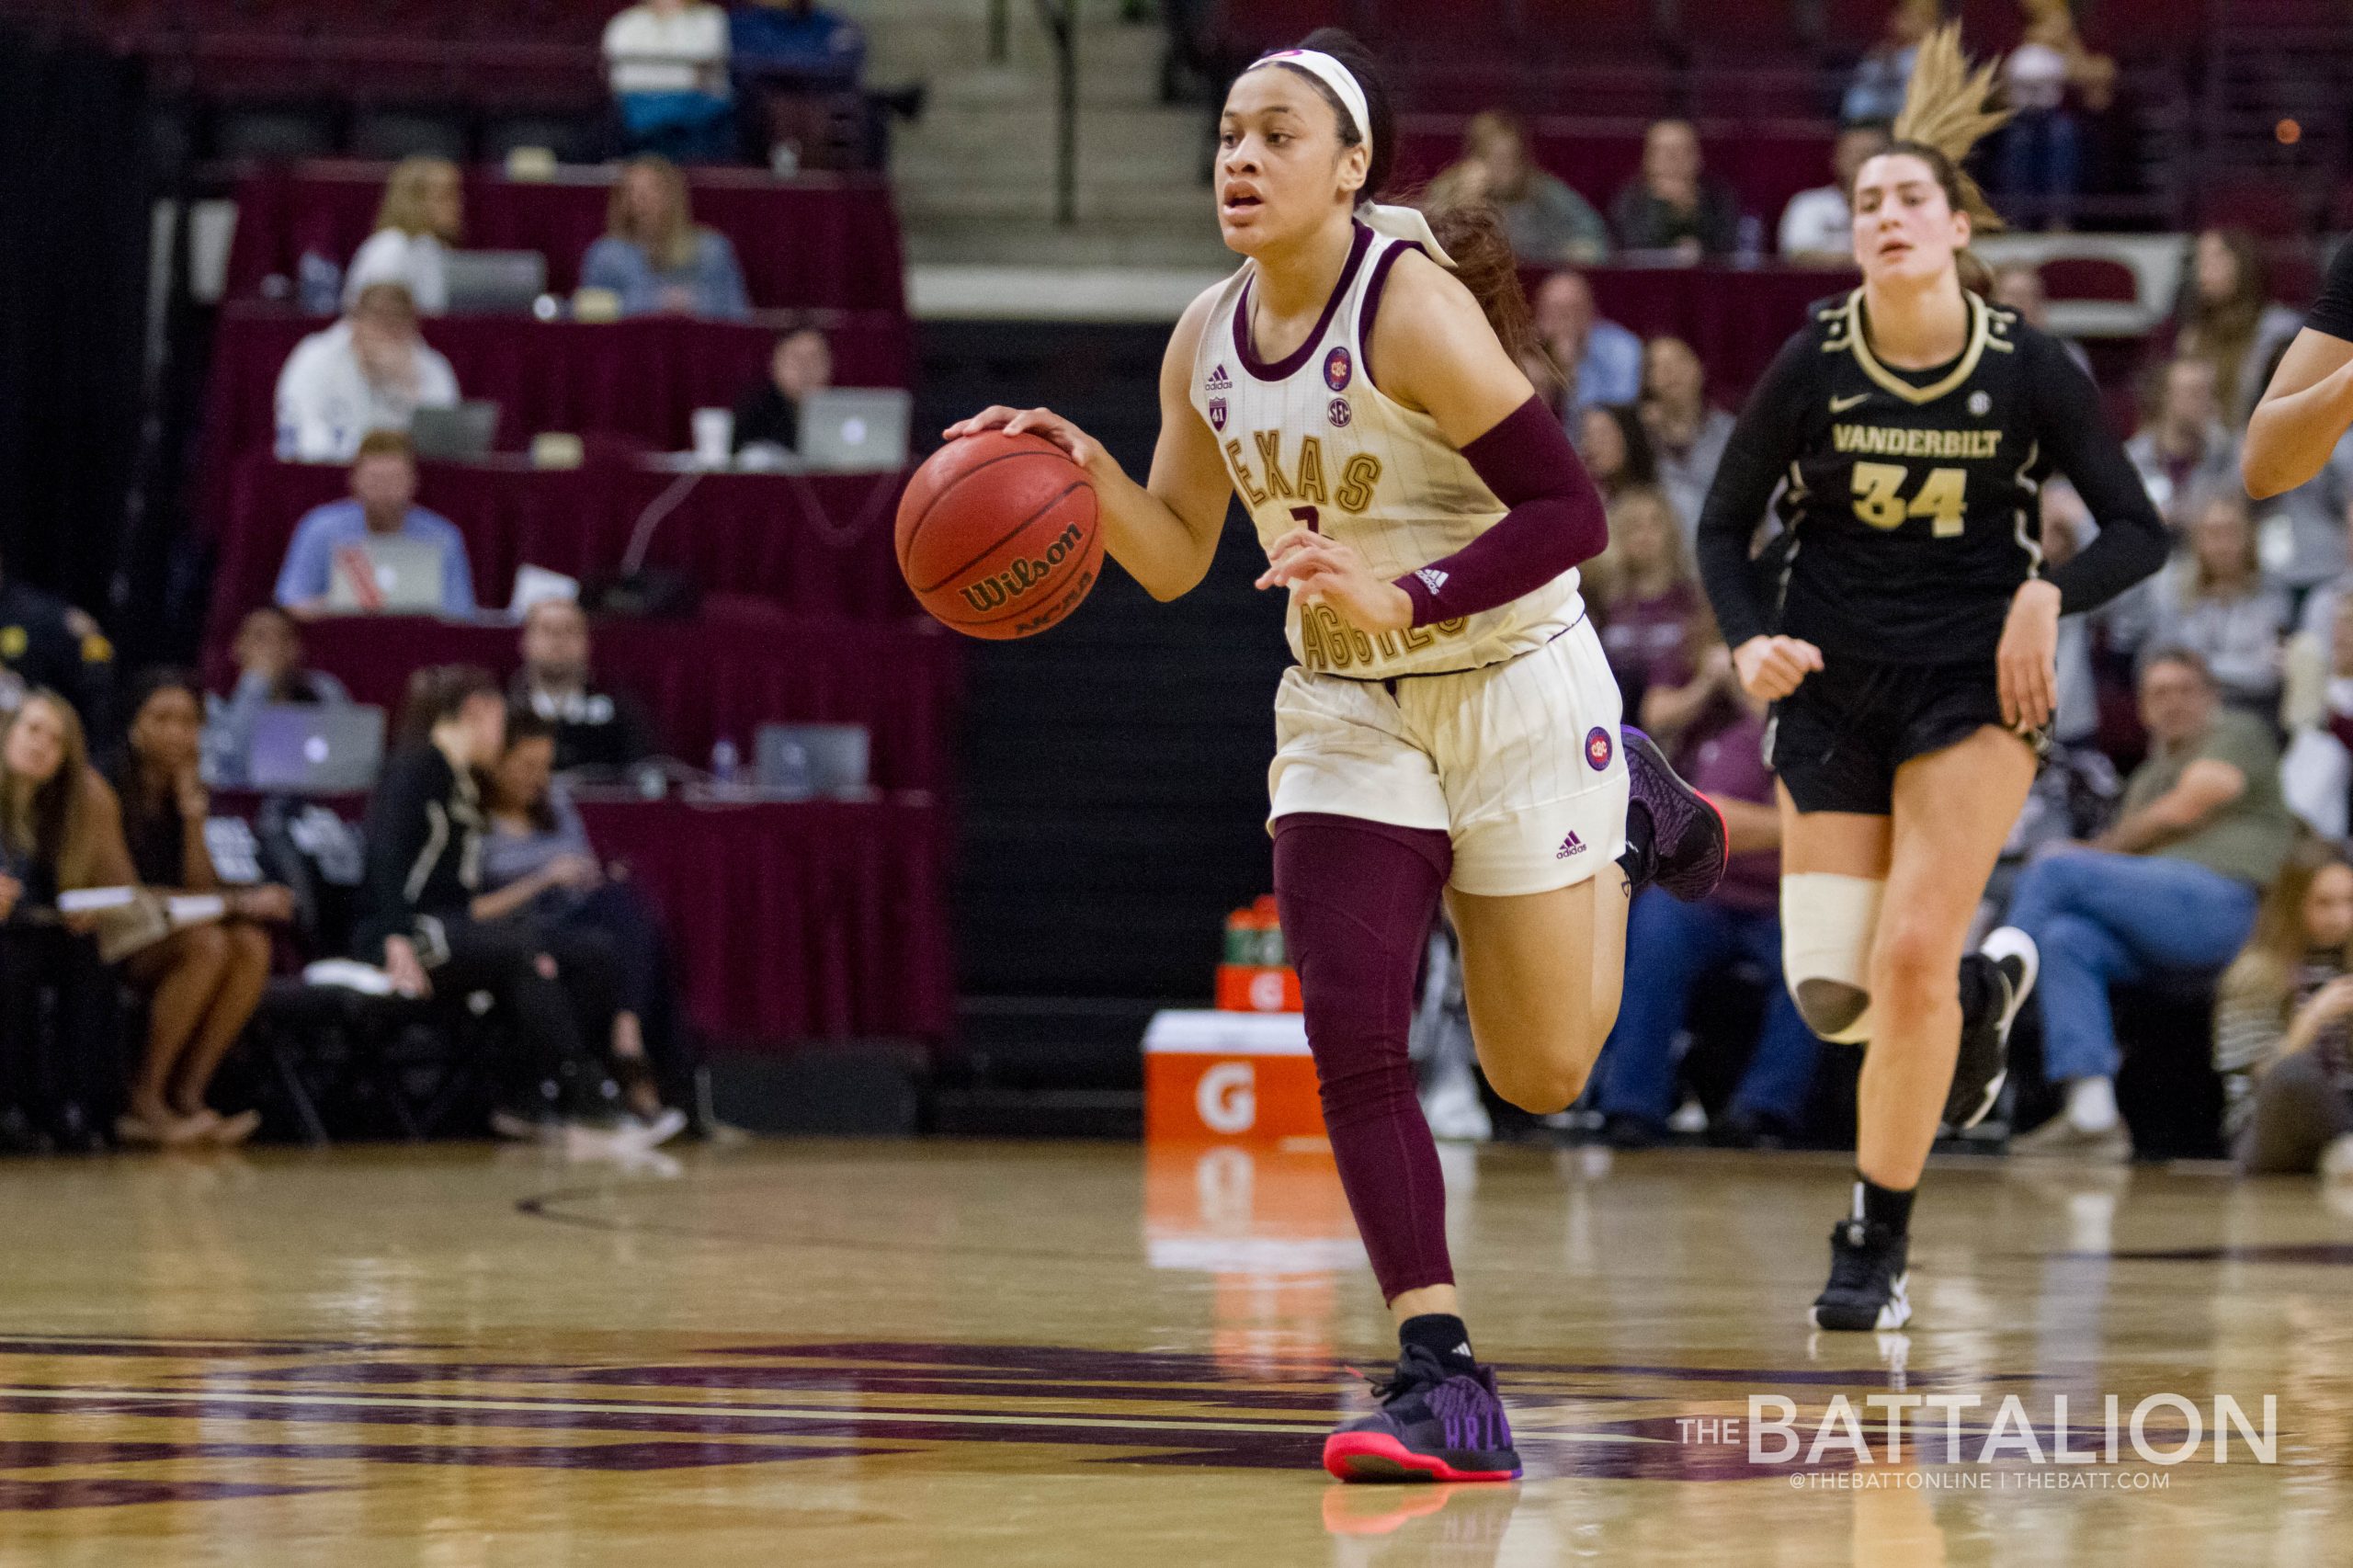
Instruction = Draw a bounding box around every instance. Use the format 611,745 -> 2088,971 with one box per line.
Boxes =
895,430 -> 1103,640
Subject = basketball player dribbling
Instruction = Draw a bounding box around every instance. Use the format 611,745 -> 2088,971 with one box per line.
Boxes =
947,29 -> 1727,1483
1695,28 -> 2167,1331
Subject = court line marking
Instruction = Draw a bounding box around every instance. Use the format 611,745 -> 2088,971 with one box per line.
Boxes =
0,1385 -> 1647,1446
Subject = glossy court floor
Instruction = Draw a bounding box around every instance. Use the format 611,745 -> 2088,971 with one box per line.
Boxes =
4,1138 -> 2349,1566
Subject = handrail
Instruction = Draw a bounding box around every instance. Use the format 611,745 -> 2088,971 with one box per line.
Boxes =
1034,0 -> 1076,227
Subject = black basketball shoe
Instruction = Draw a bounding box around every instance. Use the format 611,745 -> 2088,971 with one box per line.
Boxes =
1944,926 -> 2038,1132
1620,726 -> 1728,903
1809,1218 -> 1912,1332
1323,1345 -> 1522,1483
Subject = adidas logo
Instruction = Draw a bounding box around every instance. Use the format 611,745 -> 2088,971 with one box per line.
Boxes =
1452,1342 -> 1473,1358
1415,566 -> 1449,593
1554,831 -> 1586,859
1206,364 -> 1233,391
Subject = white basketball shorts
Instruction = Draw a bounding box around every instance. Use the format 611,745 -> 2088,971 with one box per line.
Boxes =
1267,618 -> 1630,896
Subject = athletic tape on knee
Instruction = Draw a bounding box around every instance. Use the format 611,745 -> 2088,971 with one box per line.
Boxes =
1780,872 -> 1886,1044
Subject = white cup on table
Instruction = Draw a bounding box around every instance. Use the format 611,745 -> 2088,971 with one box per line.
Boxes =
691,408 -> 734,468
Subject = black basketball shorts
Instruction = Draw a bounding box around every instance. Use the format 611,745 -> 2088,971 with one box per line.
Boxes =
1764,658 -> 2047,816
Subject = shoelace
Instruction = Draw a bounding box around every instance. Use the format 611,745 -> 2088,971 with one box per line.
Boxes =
1357,1346 -> 1506,1452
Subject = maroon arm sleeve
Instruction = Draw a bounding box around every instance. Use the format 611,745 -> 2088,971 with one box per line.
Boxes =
1392,395 -> 1609,627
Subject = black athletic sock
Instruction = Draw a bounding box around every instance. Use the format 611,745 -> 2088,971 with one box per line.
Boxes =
1957,953 -> 2000,1033
1854,1175 -> 1915,1236
1616,801 -> 1656,886
1399,1312 -> 1478,1376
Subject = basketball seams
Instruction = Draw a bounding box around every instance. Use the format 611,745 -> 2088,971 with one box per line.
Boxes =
908,466 -> 1094,595
927,487 -> 1101,631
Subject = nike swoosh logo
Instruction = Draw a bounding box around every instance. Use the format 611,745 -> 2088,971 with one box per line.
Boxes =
1829,392 -> 1870,413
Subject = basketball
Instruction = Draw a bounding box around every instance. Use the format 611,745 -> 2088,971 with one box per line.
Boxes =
895,429 -> 1103,639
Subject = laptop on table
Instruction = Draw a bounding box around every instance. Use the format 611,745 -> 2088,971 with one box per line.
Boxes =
797,388 -> 912,472
326,534 -> 451,613
248,704 -> 388,794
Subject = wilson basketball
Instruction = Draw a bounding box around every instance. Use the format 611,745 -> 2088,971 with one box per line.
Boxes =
895,430 -> 1102,640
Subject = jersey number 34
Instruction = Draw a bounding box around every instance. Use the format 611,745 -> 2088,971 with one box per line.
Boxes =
1852,461 -> 1966,538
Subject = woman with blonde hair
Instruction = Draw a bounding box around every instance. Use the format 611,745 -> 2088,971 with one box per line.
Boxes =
344,156 -> 464,314
2169,228 -> 2302,424
1597,485 -> 1733,752
579,155 -> 749,319
2215,839 -> 2353,1174
1695,28 -> 2166,1327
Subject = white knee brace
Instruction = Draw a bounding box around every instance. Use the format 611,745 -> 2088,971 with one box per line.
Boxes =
1780,873 -> 1887,1044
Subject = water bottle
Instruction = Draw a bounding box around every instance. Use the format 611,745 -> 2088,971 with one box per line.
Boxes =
297,251 -> 343,315
710,736 -> 741,792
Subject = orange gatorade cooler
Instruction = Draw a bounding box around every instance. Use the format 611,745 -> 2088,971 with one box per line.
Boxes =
1142,1010 -> 1324,1142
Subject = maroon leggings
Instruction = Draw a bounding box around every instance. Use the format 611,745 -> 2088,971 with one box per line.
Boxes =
1272,811 -> 1456,1301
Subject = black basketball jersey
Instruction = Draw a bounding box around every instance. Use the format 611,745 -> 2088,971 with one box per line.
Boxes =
1697,287 -> 2165,666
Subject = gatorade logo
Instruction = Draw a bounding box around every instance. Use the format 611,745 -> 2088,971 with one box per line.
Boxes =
1197,1062 -> 1257,1134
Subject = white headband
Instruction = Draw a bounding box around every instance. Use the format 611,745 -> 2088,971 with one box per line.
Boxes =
1250,49 -> 1457,269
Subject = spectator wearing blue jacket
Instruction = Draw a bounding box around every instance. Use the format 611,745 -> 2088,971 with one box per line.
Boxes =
579,156 -> 750,319
274,431 -> 476,619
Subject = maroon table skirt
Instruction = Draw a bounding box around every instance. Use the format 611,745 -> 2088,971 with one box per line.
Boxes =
225,161 -> 907,314
216,610 -> 960,791
209,453 -> 915,642
219,790 -> 952,1046
575,793 -> 952,1046
199,306 -> 914,510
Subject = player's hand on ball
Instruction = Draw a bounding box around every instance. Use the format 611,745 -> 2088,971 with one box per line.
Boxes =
1255,528 -> 1413,634
1996,579 -> 2063,733
1731,635 -> 1823,700
943,405 -> 1119,486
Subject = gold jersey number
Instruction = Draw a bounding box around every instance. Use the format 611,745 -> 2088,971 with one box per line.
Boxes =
1851,461 -> 1967,538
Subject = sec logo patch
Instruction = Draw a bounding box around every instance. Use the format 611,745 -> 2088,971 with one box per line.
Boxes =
1586,727 -> 1614,770
1324,346 -> 1353,392
1327,397 -> 1352,427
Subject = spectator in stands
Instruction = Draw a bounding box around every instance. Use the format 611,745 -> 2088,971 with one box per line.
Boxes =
273,431 -> 477,619
2125,358 -> 2240,533
1639,336 -> 1735,544
1425,111 -> 1608,266
2109,494 -> 2290,714
1991,261 -> 2095,378
581,156 -> 750,319
1998,2 -> 2116,233
1841,0 -> 1935,124
0,547 -> 113,729
1610,119 -> 1739,261
1593,678 -> 1819,1148
1575,403 -> 1659,506
731,0 -> 865,86
344,157 -> 463,315
604,0 -> 734,164
1778,122 -> 1888,266
2008,649 -> 2299,1160
482,709 -> 686,1133
733,327 -> 832,455
1596,486 -> 1708,730
273,283 -> 460,463
101,669 -> 292,1148
2169,229 -> 2302,425
1531,270 -> 1642,417
2214,841 -> 2353,1175
201,607 -> 355,787
509,598 -> 656,774
0,690 -> 121,1151
358,666 -> 631,1139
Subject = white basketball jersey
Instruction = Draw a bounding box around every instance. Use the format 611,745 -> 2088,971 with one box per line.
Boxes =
1191,224 -> 1585,679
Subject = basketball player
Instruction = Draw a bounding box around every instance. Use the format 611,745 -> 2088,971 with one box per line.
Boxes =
1694,28 -> 2167,1331
2244,222 -> 2353,498
948,29 -> 1726,1482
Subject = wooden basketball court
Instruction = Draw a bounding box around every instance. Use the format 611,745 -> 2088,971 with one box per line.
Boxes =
2,1140 -> 2345,1563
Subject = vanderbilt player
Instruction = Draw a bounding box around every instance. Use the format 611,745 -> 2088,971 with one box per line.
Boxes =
1696,28 -> 2165,1331
949,29 -> 1725,1481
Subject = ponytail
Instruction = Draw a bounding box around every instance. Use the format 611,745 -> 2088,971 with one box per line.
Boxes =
1425,200 -> 1534,366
